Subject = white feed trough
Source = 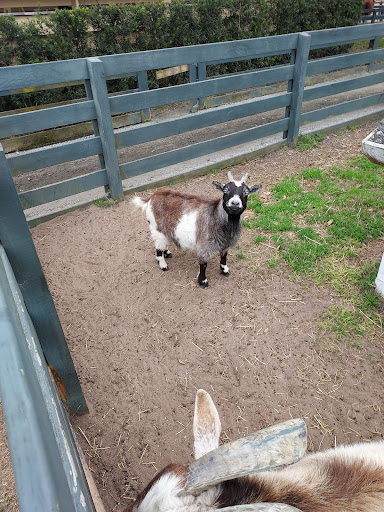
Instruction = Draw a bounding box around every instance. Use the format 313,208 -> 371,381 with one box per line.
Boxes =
361,122 -> 384,298
362,120 -> 384,166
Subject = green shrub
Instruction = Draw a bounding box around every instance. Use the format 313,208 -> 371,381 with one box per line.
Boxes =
0,0 -> 364,111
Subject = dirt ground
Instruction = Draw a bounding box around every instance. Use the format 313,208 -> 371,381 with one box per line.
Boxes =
1,120 -> 383,512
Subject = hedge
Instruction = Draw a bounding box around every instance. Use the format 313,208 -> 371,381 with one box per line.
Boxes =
0,0 -> 363,111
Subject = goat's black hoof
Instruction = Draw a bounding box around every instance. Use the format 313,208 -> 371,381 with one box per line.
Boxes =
198,279 -> 209,288
161,266 -> 169,271
164,251 -> 173,259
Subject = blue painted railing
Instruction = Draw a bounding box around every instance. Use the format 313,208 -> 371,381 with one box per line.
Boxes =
1,23 -> 384,512
1,24 -> 384,223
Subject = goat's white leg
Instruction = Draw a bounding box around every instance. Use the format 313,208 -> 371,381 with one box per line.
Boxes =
146,201 -> 171,271
220,251 -> 230,276
150,228 -> 170,271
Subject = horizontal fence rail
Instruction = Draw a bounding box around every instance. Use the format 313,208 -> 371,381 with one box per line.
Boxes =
1,23 -> 384,220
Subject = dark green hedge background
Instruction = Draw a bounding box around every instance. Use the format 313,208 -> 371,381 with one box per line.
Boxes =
0,0 -> 363,110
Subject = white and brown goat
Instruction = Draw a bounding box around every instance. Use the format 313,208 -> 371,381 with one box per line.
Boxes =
131,172 -> 261,288
123,390 -> 384,512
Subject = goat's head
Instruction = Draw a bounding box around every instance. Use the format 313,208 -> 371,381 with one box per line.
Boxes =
122,390 -> 307,512
213,172 -> 262,216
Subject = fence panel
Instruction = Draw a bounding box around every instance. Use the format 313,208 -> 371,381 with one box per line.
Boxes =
0,144 -> 87,414
1,24 -> 384,220
0,243 -> 95,512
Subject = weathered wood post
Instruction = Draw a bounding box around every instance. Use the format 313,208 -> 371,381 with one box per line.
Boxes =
0,144 -> 88,414
0,244 -> 96,511
138,70 -> 151,122
86,57 -> 124,201
286,33 -> 311,148
190,62 -> 207,112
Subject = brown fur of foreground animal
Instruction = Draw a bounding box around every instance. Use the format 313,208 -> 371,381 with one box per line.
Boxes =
122,390 -> 384,512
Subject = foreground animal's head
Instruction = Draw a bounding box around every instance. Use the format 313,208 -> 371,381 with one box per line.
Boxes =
123,390 -> 307,512
213,171 -> 261,217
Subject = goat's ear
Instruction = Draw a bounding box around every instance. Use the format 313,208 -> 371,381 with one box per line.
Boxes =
248,184 -> 262,195
193,389 -> 221,460
213,180 -> 224,191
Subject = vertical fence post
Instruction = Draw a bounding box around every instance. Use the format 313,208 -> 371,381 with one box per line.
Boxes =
0,144 -> 88,415
84,78 -> 107,182
286,32 -> 311,148
190,63 -> 199,113
138,70 -> 151,122
190,63 -> 207,113
197,62 -> 207,109
283,50 -> 297,139
86,57 -> 124,201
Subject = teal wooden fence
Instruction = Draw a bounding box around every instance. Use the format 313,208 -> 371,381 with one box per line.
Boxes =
361,5 -> 384,23
1,24 -> 384,510
0,240 -> 94,511
1,23 -> 384,226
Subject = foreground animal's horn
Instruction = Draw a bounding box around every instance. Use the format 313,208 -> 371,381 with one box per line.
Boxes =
227,171 -> 235,182
219,504 -> 303,512
184,418 -> 307,496
241,173 -> 249,183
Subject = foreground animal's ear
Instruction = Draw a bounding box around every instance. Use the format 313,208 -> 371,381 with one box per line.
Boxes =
193,389 -> 221,460
248,184 -> 262,194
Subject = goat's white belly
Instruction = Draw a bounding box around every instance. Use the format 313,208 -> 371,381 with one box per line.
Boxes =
175,211 -> 198,250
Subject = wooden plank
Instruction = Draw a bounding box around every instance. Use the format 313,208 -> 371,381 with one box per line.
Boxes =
0,58 -> 89,92
205,48 -> 291,66
309,23 -> 384,49
189,64 -> 199,113
287,33 -> 311,146
84,79 -> 106,180
100,33 -> 299,75
116,93 -> 291,148
0,144 -> 88,414
307,48 -> 384,76
7,136 -> 102,175
0,245 -> 94,512
110,65 -> 295,114
120,118 -> 288,179
86,57 -> 123,200
156,65 -> 189,79
303,71 -> 384,102
301,93 -> 384,124
137,70 -> 151,121
19,169 -> 109,209
0,100 -> 96,138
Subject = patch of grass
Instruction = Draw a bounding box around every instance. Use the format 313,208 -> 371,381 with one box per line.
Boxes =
254,234 -> 267,244
236,252 -> 246,260
346,124 -> 356,131
318,306 -> 367,342
248,156 -> 384,346
296,133 -> 324,152
94,198 -> 118,207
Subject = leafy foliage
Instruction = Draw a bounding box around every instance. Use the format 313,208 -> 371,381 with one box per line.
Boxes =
0,0 -> 363,110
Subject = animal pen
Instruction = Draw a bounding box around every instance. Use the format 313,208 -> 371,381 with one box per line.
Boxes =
1,22 -> 384,511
